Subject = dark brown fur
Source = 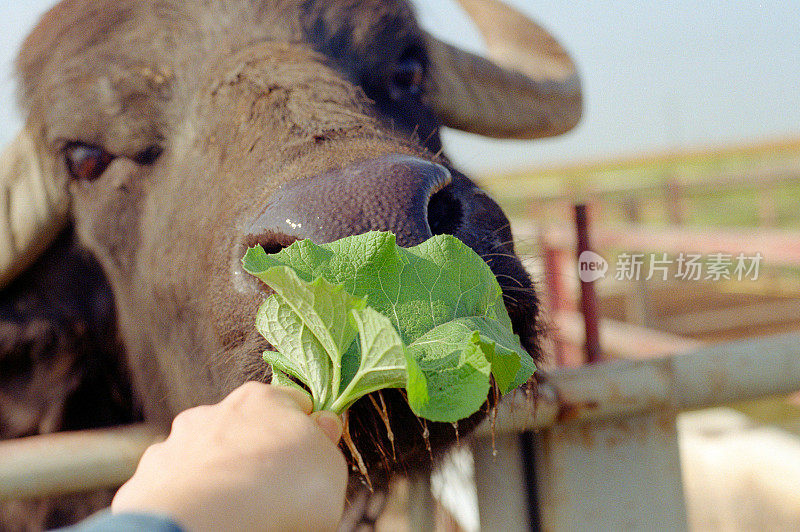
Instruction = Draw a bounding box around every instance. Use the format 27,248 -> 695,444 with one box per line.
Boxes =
2,1 -> 542,528
0,226 -> 140,530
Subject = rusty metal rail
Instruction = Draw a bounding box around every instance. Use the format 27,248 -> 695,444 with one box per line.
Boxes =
2,332 -> 799,519
524,167 -> 800,228
471,331 -> 800,531
473,331 -> 800,438
0,424 -> 162,501
532,222 -> 800,268
553,309 -> 704,360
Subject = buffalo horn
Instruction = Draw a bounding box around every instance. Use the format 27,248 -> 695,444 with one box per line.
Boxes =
426,0 -> 582,139
0,129 -> 69,289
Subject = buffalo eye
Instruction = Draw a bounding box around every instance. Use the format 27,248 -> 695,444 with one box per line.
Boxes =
64,143 -> 163,181
389,50 -> 425,99
132,145 -> 163,166
64,142 -> 115,182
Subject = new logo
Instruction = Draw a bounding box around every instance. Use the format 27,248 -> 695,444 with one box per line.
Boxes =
578,251 -> 608,282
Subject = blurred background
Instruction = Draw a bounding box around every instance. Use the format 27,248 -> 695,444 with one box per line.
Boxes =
2,2 -> 800,530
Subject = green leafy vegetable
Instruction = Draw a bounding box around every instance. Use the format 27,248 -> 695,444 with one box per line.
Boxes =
243,231 -> 535,422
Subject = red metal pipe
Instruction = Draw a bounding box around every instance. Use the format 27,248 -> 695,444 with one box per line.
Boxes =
575,204 -> 602,363
542,243 -> 567,366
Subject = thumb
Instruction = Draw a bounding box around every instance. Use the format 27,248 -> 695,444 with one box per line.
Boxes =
310,411 -> 344,443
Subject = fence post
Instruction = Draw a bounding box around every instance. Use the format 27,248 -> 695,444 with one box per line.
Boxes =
575,204 -> 602,363
622,195 -> 642,223
531,410 -> 688,531
541,231 -> 570,366
625,276 -> 651,328
663,174 -> 685,225
536,412 -> 687,532
757,188 -> 778,227
473,435 -> 533,531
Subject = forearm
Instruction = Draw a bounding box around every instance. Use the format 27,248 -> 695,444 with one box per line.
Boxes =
57,510 -> 183,532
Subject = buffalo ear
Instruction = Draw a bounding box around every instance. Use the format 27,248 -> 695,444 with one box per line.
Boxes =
1,128 -> 70,291
425,0 -> 582,139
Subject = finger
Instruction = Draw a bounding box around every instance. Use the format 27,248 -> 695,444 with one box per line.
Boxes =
171,405 -> 213,434
269,385 -> 314,414
310,411 -> 344,443
225,381 -> 313,414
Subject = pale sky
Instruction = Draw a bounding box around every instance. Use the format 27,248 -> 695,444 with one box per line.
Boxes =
2,1 -> 799,173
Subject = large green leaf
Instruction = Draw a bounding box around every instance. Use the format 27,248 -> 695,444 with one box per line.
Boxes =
243,232 -> 513,344
254,267 -> 364,409
244,232 -> 536,421
328,306 -> 408,413
406,322 -> 492,422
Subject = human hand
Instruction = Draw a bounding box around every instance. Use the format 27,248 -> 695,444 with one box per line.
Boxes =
111,382 -> 347,532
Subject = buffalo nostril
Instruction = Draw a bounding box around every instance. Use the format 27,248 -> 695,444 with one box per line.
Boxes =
245,230 -> 299,255
427,185 -> 463,236
259,241 -> 290,255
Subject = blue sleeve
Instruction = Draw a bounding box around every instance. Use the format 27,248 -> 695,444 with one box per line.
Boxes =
56,510 -> 184,532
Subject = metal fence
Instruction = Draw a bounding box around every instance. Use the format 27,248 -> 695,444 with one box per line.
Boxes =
470,332 -> 800,530
2,332 -> 800,530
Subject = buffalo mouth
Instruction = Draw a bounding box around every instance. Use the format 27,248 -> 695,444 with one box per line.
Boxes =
240,227 -> 540,488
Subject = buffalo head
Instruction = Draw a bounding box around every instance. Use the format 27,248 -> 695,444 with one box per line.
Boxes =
1,0 -> 580,492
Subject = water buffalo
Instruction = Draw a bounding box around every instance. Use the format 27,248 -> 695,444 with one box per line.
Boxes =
0,0 -> 580,527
